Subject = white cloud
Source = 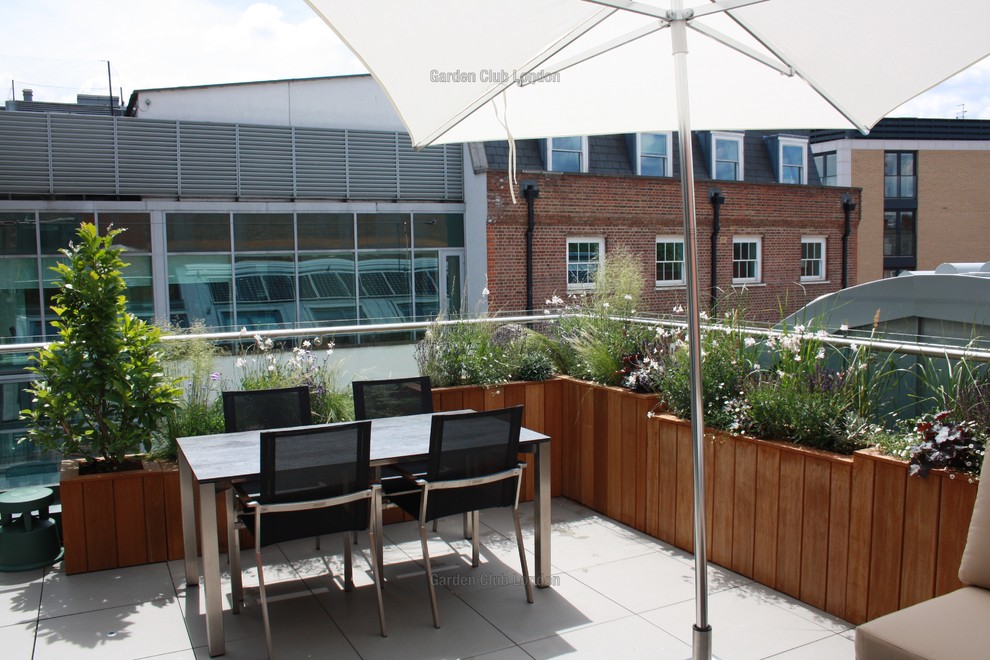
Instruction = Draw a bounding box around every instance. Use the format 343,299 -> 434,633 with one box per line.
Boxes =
1,0 -> 364,103
890,57 -> 990,119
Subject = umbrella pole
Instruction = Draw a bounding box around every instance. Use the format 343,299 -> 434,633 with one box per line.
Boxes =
670,9 -> 712,660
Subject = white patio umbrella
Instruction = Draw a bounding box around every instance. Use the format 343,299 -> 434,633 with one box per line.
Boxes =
304,1 -> 990,657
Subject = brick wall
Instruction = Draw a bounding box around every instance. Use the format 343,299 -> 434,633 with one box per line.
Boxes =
485,170 -> 860,323
917,150 -> 990,270
852,150 -> 886,283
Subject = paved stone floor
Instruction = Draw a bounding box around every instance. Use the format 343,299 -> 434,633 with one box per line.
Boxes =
1,497 -> 855,659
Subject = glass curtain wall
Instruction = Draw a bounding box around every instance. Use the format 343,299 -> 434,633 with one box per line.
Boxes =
0,211 -> 152,348
164,211 -> 464,332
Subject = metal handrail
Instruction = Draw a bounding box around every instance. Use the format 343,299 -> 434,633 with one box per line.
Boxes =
2,311 -> 990,363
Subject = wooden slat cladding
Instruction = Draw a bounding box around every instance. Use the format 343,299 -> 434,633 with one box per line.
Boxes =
440,378 -> 977,628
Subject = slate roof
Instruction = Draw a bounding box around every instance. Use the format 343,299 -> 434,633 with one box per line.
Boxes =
482,130 -> 822,185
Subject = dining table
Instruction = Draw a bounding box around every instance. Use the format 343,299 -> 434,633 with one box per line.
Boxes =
177,410 -> 552,657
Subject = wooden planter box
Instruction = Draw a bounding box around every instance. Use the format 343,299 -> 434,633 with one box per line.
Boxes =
550,381 -> 980,625
62,459 -> 246,573
60,459 -> 170,574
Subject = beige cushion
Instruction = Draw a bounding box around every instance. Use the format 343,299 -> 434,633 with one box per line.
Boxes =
855,587 -> 990,659
958,457 -> 990,588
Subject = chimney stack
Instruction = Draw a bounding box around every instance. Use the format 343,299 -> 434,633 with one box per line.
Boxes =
22,89 -> 34,102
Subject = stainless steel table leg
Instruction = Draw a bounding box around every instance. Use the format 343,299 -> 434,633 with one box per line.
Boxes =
463,511 -> 473,539
534,442 -> 552,588
200,482 -> 225,656
226,489 -> 242,614
179,451 -> 199,587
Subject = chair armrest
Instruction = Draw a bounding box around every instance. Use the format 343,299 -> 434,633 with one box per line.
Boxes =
232,483 -> 259,509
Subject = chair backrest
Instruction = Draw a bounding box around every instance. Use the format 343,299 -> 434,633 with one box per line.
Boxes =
352,376 -> 433,420
222,385 -> 312,433
255,420 -> 372,545
423,405 -> 523,521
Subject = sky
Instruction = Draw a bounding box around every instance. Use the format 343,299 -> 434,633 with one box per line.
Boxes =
2,0 -> 990,121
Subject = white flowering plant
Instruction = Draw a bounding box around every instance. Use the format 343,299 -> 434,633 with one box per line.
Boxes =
236,334 -> 353,423
650,308 -> 761,429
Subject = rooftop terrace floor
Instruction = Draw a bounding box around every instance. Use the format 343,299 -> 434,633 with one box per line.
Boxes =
3,497 -> 855,659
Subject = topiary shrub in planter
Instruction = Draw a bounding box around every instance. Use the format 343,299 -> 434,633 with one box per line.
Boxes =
20,223 -> 181,573
21,223 -> 180,471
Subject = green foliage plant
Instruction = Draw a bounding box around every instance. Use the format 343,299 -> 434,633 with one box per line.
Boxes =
907,411 -> 985,478
21,223 -> 181,471
415,315 -> 555,388
913,349 -> 990,437
150,322 -> 227,460
544,250 -> 656,386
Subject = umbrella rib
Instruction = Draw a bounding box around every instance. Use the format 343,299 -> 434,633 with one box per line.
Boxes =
417,7 -> 618,148
584,0 -> 671,21
687,22 -> 792,76
690,0 -> 770,19
722,11 -> 872,133
518,22 -> 670,87
585,0 -> 768,20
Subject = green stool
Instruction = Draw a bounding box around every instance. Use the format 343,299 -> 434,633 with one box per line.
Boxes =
0,486 -> 64,572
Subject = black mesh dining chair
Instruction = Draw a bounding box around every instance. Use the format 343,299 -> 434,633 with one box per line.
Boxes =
222,385 -> 314,602
235,421 -> 386,658
352,376 -> 433,420
387,405 -> 533,628
353,376 -> 440,531
222,385 -> 313,433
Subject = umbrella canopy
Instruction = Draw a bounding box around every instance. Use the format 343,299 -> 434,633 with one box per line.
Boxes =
306,0 -> 990,147
305,1 -> 990,658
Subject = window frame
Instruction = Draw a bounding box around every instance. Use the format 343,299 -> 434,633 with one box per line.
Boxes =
546,136 -> 589,173
732,236 -> 762,284
814,151 -> 838,186
800,236 -> 826,282
884,151 -> 917,199
655,235 -> 685,286
777,136 -> 809,185
636,132 -> 673,177
710,131 -> 745,182
566,236 -> 604,291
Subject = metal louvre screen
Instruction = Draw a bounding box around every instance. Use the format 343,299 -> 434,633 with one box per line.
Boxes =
0,113 -> 50,194
398,135 -> 446,200
117,118 -> 179,196
238,124 -> 294,198
178,121 -> 238,197
443,144 -> 463,199
348,130 -> 399,199
0,113 -> 463,201
50,115 -> 116,195
295,127 -> 348,198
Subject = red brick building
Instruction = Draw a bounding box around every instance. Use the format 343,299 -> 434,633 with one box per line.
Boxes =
478,133 -> 861,323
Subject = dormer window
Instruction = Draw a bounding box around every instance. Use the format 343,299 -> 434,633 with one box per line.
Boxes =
708,132 -> 744,181
546,136 -> 588,173
636,132 -> 672,177
767,135 -> 809,184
